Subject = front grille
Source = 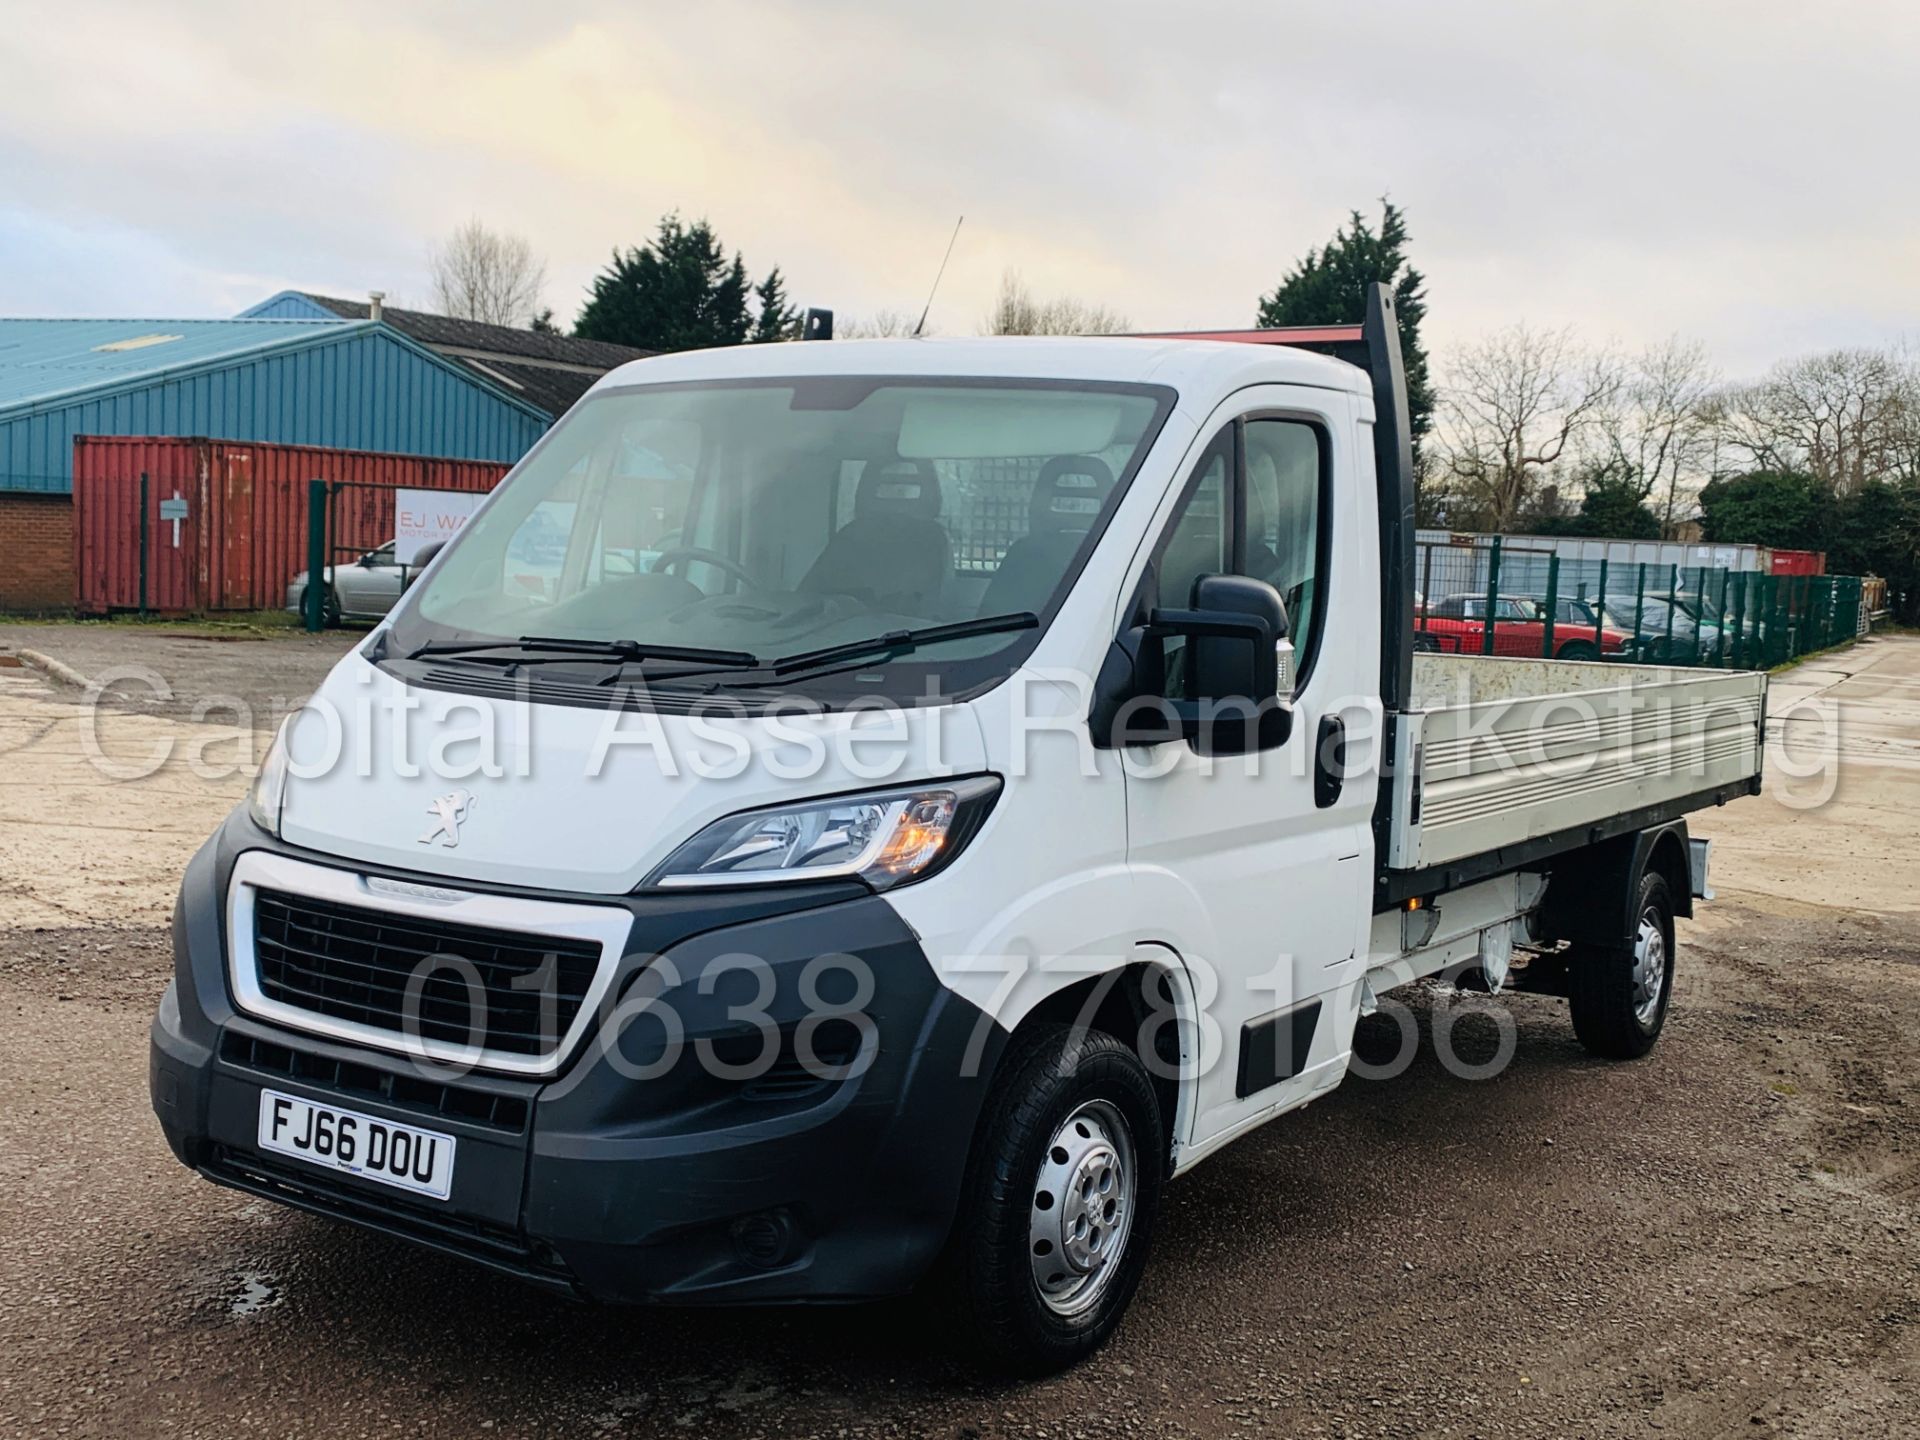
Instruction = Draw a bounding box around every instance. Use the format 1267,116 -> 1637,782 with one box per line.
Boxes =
219,1031 -> 531,1132
252,890 -> 602,1059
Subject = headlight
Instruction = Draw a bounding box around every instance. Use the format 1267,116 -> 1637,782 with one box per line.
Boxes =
247,720 -> 291,837
646,777 -> 1001,891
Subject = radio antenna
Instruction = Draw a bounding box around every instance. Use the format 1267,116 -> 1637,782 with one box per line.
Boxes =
913,215 -> 964,337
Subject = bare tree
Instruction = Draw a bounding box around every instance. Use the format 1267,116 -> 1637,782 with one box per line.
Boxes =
1438,324 -> 1625,530
984,270 -> 1129,336
1706,346 -> 1919,493
1891,341 -> 1920,487
837,307 -> 922,338
428,219 -> 548,328
1591,337 -> 1719,535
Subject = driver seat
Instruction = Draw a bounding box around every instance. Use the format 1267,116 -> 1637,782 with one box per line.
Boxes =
800,458 -> 950,614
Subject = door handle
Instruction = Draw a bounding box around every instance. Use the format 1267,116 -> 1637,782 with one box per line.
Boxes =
1314,714 -> 1346,809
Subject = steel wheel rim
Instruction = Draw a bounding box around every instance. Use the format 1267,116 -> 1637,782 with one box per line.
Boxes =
1632,909 -> 1667,1026
1028,1099 -> 1136,1318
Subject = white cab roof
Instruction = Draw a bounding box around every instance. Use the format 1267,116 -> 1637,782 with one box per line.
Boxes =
588,335 -> 1369,405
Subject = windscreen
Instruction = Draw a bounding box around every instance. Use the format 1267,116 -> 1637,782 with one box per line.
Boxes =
390,377 -> 1170,701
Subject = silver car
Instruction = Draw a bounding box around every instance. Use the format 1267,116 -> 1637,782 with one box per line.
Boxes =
285,542 -> 408,624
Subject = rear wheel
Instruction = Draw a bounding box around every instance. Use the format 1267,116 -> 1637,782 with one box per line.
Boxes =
1569,871 -> 1676,1058
954,1024 -> 1164,1375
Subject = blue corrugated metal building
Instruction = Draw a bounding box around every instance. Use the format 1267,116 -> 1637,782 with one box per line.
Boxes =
239,294 -> 343,321
0,316 -> 551,495
237,291 -> 656,420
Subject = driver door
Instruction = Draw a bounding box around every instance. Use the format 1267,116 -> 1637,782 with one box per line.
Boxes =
1123,389 -> 1375,1152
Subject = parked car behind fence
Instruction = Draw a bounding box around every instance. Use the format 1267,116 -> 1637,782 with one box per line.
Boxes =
284,542 -> 411,624
1416,593 -> 1633,660
1413,536 -> 1866,669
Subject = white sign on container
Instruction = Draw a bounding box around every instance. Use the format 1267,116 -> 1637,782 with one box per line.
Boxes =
395,489 -> 484,565
158,492 -> 189,548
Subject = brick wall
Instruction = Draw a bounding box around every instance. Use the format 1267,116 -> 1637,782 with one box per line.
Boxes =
0,492 -> 76,613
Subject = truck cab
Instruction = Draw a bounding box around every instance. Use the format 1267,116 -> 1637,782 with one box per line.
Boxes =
151,287 -> 1762,1372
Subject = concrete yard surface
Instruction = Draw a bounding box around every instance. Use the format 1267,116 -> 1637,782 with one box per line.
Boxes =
1,631 -> 1917,1437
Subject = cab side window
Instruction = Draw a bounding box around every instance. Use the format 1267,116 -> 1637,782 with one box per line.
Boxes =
1158,438 -> 1231,613
1149,418 -> 1326,698
1151,432 -> 1231,701
1243,419 -> 1323,680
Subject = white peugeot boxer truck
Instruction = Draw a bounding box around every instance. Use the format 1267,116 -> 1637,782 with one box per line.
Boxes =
151,285 -> 1765,1371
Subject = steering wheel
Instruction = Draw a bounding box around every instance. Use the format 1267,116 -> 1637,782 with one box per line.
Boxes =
649,547 -> 759,588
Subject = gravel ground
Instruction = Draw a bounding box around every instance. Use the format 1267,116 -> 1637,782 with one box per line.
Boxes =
1,635 -> 1917,1438
0,618 -> 357,729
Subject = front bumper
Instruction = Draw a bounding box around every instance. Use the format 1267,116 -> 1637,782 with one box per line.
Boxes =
150,811 -> 1005,1304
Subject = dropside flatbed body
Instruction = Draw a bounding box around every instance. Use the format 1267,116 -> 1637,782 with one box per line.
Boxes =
1378,653 -> 1766,907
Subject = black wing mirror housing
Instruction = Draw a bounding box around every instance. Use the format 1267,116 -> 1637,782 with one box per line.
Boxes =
1091,573 -> 1294,755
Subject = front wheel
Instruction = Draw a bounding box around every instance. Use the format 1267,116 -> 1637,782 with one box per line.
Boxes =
1569,871 -> 1676,1058
954,1024 -> 1164,1375
1556,640 -> 1600,662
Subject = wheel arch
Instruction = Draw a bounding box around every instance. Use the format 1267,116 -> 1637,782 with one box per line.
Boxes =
1537,819 -> 1692,949
1641,827 -> 1693,921
1000,945 -> 1200,1167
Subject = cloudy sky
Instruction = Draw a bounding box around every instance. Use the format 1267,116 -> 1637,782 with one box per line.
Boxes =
2,0 -> 1915,377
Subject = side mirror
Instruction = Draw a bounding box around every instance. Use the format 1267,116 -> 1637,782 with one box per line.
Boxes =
1091,573 -> 1294,754
357,552 -> 380,569
1171,573 -> 1289,708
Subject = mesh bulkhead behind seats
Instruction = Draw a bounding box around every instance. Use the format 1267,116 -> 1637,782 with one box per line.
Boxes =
978,455 -> 1116,617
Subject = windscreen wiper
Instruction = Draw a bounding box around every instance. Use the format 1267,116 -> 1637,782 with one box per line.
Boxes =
406,635 -> 762,668
766,612 -> 1039,676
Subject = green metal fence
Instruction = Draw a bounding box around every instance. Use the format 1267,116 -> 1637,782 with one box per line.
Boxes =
1413,537 -> 1867,669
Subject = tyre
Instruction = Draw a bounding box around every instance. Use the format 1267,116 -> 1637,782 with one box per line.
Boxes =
1556,640 -> 1600,662
300,583 -> 342,628
953,1024 -> 1164,1375
1569,870 -> 1676,1059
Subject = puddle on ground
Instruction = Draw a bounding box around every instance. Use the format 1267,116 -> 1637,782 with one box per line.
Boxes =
227,1269 -> 283,1319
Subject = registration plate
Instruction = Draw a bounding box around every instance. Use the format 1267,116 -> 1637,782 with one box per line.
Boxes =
256,1089 -> 456,1201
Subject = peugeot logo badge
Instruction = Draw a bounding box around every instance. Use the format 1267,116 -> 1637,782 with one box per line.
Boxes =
419,789 -> 475,847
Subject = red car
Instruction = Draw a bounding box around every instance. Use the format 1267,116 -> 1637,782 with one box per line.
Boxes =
1415,594 -> 1632,660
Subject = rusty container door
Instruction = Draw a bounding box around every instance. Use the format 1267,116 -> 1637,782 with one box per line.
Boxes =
217,448 -> 257,608
71,436 -> 209,613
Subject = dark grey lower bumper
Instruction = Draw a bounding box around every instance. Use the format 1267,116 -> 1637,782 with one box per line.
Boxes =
150,813 -> 1005,1303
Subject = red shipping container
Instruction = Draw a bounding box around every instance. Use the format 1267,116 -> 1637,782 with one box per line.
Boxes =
1769,548 -> 1827,577
72,437 -> 510,614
